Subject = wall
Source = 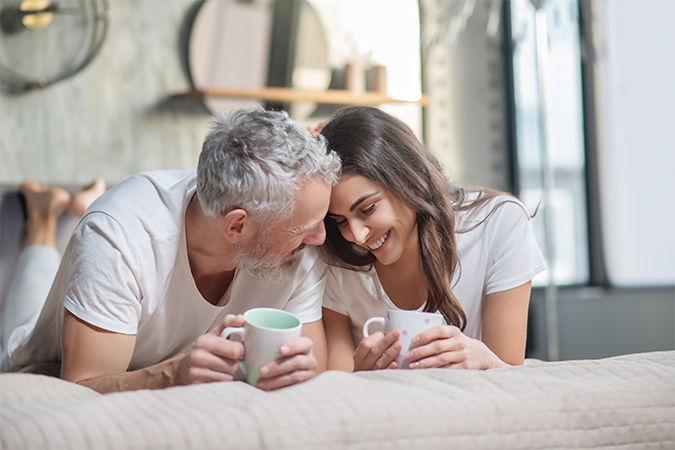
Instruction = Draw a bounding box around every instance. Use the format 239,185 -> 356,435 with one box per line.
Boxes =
527,287 -> 675,360
0,0 -> 209,186
420,0 -> 512,192
593,0 -> 675,286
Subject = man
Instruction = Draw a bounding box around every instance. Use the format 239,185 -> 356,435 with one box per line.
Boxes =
2,107 -> 341,393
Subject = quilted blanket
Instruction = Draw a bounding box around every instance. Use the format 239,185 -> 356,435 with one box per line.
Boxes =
1,351 -> 673,449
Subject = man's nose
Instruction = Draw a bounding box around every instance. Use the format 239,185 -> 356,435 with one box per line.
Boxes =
303,221 -> 327,245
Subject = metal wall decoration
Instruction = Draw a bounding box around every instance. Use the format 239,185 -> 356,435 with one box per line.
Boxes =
0,0 -> 110,92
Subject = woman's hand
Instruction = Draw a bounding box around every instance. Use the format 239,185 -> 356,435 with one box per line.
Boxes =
405,325 -> 507,370
353,329 -> 403,371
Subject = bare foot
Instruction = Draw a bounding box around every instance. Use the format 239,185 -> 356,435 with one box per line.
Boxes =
20,181 -> 71,248
67,179 -> 106,218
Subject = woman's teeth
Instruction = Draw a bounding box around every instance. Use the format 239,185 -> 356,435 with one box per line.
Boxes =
368,231 -> 389,250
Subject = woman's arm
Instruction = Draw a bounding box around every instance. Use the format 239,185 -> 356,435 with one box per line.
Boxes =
322,307 -> 356,372
481,281 -> 532,366
405,281 -> 533,370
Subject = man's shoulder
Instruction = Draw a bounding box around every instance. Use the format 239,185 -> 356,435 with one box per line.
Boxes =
77,170 -> 196,241
101,171 -> 196,201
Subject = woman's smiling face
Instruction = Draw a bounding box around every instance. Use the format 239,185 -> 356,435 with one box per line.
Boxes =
327,173 -> 418,266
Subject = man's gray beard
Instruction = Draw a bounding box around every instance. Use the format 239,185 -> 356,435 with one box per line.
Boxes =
233,233 -> 297,284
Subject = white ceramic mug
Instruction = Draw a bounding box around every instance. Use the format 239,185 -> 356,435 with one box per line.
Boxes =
363,310 -> 444,369
221,307 -> 302,386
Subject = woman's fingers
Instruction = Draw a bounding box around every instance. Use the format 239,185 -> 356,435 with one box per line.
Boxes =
373,340 -> 402,370
405,325 -> 493,370
354,329 -> 401,371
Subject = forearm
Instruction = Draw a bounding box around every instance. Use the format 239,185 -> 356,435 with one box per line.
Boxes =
481,282 -> 531,369
73,355 -> 181,394
484,345 -> 514,369
322,308 -> 355,372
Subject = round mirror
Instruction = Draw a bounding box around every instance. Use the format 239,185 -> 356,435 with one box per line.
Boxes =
186,0 -> 330,122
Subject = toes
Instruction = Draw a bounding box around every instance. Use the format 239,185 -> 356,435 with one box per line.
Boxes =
67,179 -> 106,217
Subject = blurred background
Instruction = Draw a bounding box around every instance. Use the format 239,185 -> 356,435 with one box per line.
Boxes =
1,0 -> 673,361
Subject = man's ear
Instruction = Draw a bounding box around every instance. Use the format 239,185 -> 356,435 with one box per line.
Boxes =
221,209 -> 258,243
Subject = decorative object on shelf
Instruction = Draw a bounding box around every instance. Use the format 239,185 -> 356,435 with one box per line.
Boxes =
177,0 -> 426,118
0,0 -> 110,93
183,0 -> 332,119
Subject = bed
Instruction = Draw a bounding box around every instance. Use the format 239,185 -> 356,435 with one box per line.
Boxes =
1,350 -> 673,449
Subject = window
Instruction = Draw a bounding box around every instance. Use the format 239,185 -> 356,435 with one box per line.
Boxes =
509,0 -> 589,287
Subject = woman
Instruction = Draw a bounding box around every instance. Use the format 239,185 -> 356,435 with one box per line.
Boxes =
319,106 -> 547,372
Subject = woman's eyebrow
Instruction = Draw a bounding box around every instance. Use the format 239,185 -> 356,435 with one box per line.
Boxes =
350,192 -> 378,212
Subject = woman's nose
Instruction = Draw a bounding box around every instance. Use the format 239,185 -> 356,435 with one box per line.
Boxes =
348,221 -> 369,245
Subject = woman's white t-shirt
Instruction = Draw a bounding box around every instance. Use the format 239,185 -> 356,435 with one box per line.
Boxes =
323,194 -> 547,347
10,171 -> 327,370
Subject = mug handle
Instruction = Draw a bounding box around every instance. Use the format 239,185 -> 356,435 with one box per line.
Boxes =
362,317 -> 386,338
220,327 -> 247,375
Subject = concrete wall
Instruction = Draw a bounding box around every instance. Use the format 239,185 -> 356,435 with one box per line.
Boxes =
0,0 -> 209,186
527,287 -> 675,361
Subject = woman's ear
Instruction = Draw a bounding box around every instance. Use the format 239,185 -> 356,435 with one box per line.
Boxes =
221,209 -> 258,243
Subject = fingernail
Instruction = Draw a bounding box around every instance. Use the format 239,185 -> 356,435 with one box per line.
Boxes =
409,362 -> 419,369
260,366 -> 269,376
405,351 -> 413,359
279,346 -> 289,355
412,336 -> 419,344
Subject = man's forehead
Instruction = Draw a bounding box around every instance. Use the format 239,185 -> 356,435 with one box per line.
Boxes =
282,218 -> 322,236
273,176 -> 330,235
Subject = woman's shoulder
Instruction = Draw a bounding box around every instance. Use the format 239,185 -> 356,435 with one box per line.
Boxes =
328,264 -> 377,284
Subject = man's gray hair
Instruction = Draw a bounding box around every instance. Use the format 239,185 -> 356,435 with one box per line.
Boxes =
197,107 -> 341,228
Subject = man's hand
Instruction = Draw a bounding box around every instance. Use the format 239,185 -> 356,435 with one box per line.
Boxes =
175,314 -> 246,385
255,336 -> 317,391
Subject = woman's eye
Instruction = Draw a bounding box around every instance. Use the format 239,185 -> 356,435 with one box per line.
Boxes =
362,204 -> 376,215
334,218 -> 347,227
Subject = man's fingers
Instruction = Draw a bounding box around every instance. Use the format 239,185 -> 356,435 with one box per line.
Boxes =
260,352 -> 317,378
277,336 -> 313,357
213,314 -> 245,336
185,366 -> 237,384
188,346 -> 240,372
195,333 -> 245,362
257,352 -> 318,390
257,369 -> 315,391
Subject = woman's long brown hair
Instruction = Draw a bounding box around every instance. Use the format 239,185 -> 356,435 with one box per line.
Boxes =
319,106 -> 516,329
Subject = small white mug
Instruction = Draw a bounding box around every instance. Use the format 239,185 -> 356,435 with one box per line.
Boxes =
221,307 -> 302,386
363,310 -> 444,369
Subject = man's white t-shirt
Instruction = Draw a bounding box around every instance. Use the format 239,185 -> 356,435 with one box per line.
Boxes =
323,194 -> 547,347
9,171 -> 327,370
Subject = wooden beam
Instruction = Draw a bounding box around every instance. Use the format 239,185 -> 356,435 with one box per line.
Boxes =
173,87 -> 427,106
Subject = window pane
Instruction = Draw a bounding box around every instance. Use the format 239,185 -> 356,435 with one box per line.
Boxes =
510,0 -> 589,286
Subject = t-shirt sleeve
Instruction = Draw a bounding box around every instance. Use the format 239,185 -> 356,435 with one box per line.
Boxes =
61,213 -> 143,335
483,200 -> 547,295
279,247 -> 327,323
322,266 -> 349,315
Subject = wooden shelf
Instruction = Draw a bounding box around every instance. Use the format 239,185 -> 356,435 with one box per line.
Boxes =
172,87 -> 427,106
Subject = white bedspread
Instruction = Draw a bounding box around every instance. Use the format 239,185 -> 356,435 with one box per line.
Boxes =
1,351 -> 673,449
